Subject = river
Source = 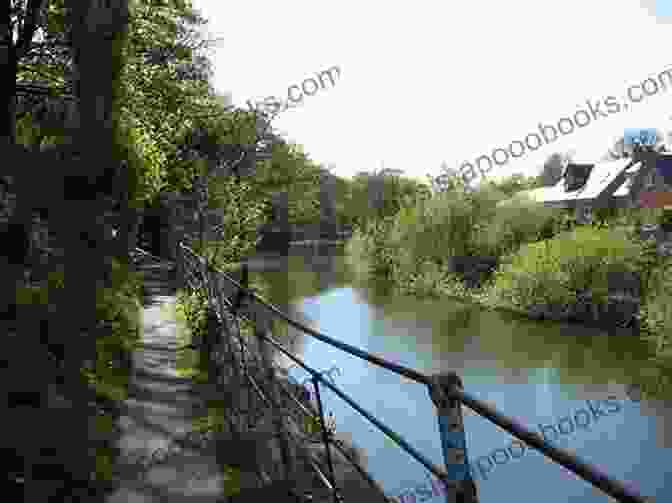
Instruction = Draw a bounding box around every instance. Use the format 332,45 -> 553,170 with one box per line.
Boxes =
241,244 -> 671,502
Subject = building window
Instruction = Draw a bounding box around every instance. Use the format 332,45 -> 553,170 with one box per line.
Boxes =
575,204 -> 593,224
564,164 -> 593,192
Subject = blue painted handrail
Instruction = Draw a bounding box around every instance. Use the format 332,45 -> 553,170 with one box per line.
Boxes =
174,242 -> 651,503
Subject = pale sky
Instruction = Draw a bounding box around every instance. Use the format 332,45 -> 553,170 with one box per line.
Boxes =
191,0 -> 672,185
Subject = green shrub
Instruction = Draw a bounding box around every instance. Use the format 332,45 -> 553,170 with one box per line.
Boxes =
399,185 -> 560,265
640,287 -> 672,357
14,258 -> 142,402
638,247 -> 672,361
346,216 -> 397,281
347,182 -> 565,298
410,189 -> 479,259
489,226 -> 642,311
175,287 -> 210,380
381,186 -> 500,274
345,230 -> 375,280
473,195 -> 562,257
90,258 -> 143,401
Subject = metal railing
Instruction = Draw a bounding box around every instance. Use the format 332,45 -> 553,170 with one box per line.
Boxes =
131,246 -> 167,265
173,241 -> 651,503
176,245 -> 390,502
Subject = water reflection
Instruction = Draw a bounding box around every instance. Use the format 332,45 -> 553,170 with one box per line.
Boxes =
244,245 -> 671,502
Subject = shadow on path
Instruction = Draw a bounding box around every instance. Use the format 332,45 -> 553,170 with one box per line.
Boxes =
107,261 -> 236,502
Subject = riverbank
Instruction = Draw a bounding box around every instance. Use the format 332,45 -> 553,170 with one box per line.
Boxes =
346,198 -> 672,345
420,283 -> 642,336
289,239 -> 348,247
419,268 -> 643,335
203,246 -> 671,502
348,249 -> 647,336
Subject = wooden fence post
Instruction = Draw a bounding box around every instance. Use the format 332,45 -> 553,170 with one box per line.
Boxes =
428,372 -> 479,503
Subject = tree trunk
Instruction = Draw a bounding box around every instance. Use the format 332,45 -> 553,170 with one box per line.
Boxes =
0,0 -> 17,147
0,1 -> 131,497
57,0 -> 130,362
0,5 -> 24,321
24,2 -> 132,497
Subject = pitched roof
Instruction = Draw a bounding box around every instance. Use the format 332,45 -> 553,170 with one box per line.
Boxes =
500,158 -> 638,206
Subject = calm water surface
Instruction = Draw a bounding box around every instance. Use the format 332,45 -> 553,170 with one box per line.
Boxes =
243,245 -> 671,503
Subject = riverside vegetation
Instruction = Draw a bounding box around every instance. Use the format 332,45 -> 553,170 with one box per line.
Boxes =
1,0 -> 376,498
346,170 -> 672,401
4,0 -> 668,497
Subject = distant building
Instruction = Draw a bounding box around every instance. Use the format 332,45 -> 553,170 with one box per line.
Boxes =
497,150 -> 672,223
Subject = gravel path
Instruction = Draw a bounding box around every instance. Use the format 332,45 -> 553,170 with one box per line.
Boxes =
104,257 -> 382,503
106,261 -> 239,502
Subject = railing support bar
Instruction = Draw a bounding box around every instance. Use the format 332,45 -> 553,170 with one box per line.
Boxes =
175,243 -> 652,503
255,318 -> 297,487
312,376 -> 342,503
255,328 -> 450,482
203,308 -> 220,384
452,388 -> 648,503
428,373 -> 479,503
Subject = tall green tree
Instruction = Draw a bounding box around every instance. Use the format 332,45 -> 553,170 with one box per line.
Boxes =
245,137 -> 323,227
1,1 -> 132,499
7,0 -> 226,263
342,169 -> 430,232
168,106 -> 276,260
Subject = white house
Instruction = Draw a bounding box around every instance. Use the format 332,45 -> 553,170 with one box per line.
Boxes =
498,150 -> 672,222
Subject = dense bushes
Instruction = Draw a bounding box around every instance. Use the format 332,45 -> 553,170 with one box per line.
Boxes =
174,287 -> 212,381
14,257 -> 142,402
640,268 -> 672,354
89,258 -> 143,401
341,172 -> 432,234
349,173 -> 672,374
484,226 -> 672,395
10,257 -> 143,488
485,227 -> 642,314
636,237 -> 672,361
348,173 -> 670,345
474,194 -> 562,257
348,181 -> 563,297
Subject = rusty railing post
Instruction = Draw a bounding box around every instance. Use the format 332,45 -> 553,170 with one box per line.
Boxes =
237,263 -> 253,430
312,376 -> 342,503
255,317 -> 297,493
175,241 -> 183,288
203,307 -> 221,384
428,372 -> 479,503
